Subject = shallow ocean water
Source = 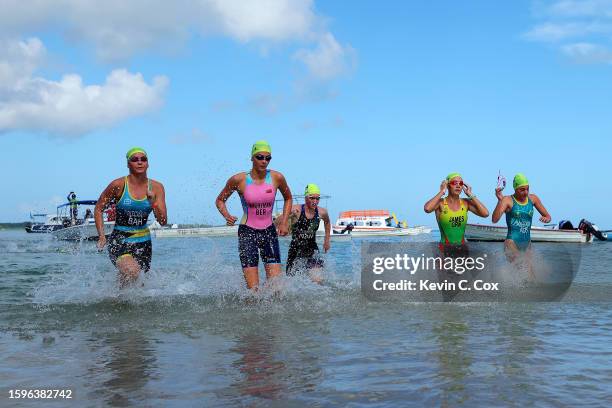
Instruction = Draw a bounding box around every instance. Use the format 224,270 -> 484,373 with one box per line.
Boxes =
1,229 -> 611,407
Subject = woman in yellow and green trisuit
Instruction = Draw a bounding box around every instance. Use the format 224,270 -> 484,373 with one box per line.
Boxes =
424,173 -> 489,255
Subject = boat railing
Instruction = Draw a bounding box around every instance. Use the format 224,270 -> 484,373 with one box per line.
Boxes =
273,194 -> 331,217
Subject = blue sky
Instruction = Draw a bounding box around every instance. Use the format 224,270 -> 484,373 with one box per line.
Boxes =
1,0 -> 611,227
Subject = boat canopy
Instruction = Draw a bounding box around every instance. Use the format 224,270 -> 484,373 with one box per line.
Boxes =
57,200 -> 97,209
339,210 -> 390,218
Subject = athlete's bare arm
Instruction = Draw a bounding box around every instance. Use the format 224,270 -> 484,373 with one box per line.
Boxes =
424,180 -> 447,214
319,207 -> 331,252
530,194 -> 552,223
463,183 -> 489,218
290,204 -> 301,219
283,205 -> 302,231
95,178 -> 123,249
272,171 -> 292,236
492,195 -> 511,224
467,199 -> 489,218
215,173 -> 244,225
149,180 -> 168,226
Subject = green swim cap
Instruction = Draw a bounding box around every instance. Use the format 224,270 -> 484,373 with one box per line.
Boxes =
251,140 -> 271,156
513,173 -> 529,189
305,183 -> 321,196
446,172 -> 462,181
126,147 -> 147,160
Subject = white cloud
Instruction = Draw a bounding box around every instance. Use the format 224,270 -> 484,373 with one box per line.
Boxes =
294,33 -> 356,80
0,38 -> 168,136
0,38 -> 45,90
0,1 -> 193,61
561,42 -> 612,63
209,0 -> 315,42
0,1 -> 353,133
0,0 -> 350,79
548,0 -> 612,18
524,22 -> 611,42
525,1 -> 612,64
0,0 -> 315,52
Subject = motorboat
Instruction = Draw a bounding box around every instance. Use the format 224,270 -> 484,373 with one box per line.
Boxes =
332,210 -> 430,237
151,224 -> 351,242
152,225 -> 237,238
465,219 -> 609,243
152,193 -> 351,242
24,213 -> 66,233
51,200 -> 114,241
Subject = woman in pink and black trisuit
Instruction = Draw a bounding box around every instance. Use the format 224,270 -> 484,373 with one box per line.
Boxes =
216,140 -> 293,290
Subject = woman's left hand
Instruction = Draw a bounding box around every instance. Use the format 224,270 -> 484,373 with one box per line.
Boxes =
277,220 -> 289,236
463,182 -> 473,197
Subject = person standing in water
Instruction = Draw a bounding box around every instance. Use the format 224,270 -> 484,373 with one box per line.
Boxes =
285,184 -> 331,282
424,173 -> 489,255
67,191 -> 78,225
492,173 -> 551,260
95,147 -> 167,287
215,140 -> 292,290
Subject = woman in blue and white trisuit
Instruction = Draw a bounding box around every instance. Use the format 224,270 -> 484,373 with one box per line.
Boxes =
95,147 -> 168,287
492,173 -> 551,265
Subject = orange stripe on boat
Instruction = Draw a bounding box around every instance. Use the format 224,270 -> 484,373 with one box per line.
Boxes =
339,210 -> 390,218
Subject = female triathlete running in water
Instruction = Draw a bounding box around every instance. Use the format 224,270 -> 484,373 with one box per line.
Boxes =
424,173 -> 489,256
215,140 -> 292,290
285,183 -> 331,283
492,173 -> 551,262
95,147 -> 167,287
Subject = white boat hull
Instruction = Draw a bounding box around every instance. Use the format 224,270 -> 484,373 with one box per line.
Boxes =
332,209 -> 431,237
332,226 -> 428,237
152,225 -> 351,241
465,223 -> 591,243
152,225 -> 238,237
52,221 -> 115,241
413,225 -> 432,234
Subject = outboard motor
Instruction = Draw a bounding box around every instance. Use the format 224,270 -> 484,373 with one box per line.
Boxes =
578,219 -> 607,241
558,220 -> 574,230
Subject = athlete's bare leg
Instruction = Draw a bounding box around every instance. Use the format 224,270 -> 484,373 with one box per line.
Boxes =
308,267 -> 323,284
504,239 -> 535,281
242,267 -> 260,290
116,255 -> 142,288
504,239 -> 519,263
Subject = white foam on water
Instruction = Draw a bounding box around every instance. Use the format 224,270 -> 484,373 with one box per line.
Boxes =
29,239 -> 359,311
489,245 -> 577,287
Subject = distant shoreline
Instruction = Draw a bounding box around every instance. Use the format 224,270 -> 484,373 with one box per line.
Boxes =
0,223 -> 27,230
0,222 -> 209,231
